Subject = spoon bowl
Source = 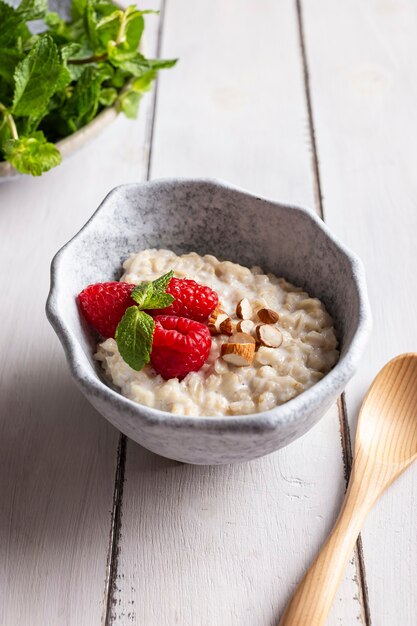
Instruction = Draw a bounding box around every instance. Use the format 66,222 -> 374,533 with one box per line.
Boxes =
357,353 -> 417,464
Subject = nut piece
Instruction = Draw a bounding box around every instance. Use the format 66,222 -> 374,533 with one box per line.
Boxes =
236,298 -> 253,320
208,312 -> 229,335
256,324 -> 283,348
208,305 -> 225,325
236,319 -> 256,335
257,308 -> 280,324
221,342 -> 255,366
219,317 -> 234,336
229,332 -> 256,345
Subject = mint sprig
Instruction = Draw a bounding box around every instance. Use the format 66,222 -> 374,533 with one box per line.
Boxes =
115,271 -> 174,371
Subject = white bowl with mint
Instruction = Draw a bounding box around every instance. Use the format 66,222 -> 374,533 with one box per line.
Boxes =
0,0 -> 176,179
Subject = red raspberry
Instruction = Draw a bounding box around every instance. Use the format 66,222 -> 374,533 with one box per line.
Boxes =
78,282 -> 135,338
151,315 -> 212,380
151,278 -> 218,322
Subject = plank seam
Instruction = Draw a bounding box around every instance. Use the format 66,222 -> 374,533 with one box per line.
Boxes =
295,0 -> 325,220
295,1 -> 372,624
103,3 -> 167,623
103,434 -> 127,626
146,0 -> 167,181
338,394 -> 372,625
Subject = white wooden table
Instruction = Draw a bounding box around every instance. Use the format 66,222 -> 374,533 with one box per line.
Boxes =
1,1 -> 416,624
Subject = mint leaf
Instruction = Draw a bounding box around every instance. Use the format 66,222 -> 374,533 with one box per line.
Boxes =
12,34 -> 66,117
71,0 -> 86,21
60,42 -> 82,62
99,87 -> 117,106
0,1 -> 30,47
117,89 -> 141,119
96,9 -> 122,48
64,66 -> 102,127
131,281 -> 153,308
151,270 -> 174,292
84,0 -> 100,50
108,47 -> 150,76
148,58 -> 177,70
145,292 -> 174,309
17,0 -> 47,21
131,69 -> 157,93
3,131 -> 61,176
123,7 -> 145,51
0,48 -> 22,84
131,271 -> 174,310
115,307 -> 155,371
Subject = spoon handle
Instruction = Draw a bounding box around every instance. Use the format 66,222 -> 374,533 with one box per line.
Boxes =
279,460 -> 382,626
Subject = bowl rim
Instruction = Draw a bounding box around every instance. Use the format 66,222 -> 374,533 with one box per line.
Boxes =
46,177 -> 372,433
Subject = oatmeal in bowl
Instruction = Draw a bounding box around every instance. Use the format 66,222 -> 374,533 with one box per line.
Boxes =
79,248 -> 339,417
47,178 -> 370,464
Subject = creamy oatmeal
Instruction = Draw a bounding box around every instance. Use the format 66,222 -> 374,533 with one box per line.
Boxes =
95,249 -> 339,416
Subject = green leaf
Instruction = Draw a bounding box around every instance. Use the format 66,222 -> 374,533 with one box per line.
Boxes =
84,0 -> 100,50
60,42 -> 82,62
0,0 -> 30,47
71,0 -> 86,21
117,88 -> 141,119
130,271 -> 174,309
151,270 -> 174,293
145,292 -> 175,309
3,131 -> 61,176
148,58 -> 178,70
110,67 -> 127,88
0,48 -> 22,84
64,65 -> 101,127
131,281 -> 153,308
107,46 -> 150,76
45,12 -> 86,44
0,114 -> 13,148
98,86 -> 117,106
123,7 -> 144,51
17,0 -> 47,21
96,9 -> 122,47
43,11 -> 62,27
12,34 -> 66,117
115,307 -> 155,371
131,69 -> 157,93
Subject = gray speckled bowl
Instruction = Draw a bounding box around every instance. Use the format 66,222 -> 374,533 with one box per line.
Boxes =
46,179 -> 371,465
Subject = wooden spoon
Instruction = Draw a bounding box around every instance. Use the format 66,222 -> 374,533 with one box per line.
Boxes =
279,353 -> 417,626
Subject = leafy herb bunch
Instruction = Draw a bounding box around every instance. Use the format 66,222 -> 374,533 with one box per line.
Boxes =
0,0 -> 176,176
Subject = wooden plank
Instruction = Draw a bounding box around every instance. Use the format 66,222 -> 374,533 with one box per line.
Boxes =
301,0 -> 417,623
0,4 -> 161,625
110,1 -> 366,624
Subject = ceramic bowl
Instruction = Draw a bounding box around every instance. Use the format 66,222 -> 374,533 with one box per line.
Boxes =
46,179 -> 371,465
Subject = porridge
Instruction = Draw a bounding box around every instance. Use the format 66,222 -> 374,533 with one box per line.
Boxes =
93,249 -> 339,416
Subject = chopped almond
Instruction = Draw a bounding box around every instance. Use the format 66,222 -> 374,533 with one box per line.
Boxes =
257,308 -> 280,324
236,319 -> 256,335
208,305 -> 225,325
208,312 -> 229,335
229,332 -> 256,344
236,298 -> 253,320
221,342 -> 255,366
219,317 -> 234,335
256,324 -> 283,348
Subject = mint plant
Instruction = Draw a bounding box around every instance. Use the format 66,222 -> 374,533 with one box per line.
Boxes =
0,0 -> 176,176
